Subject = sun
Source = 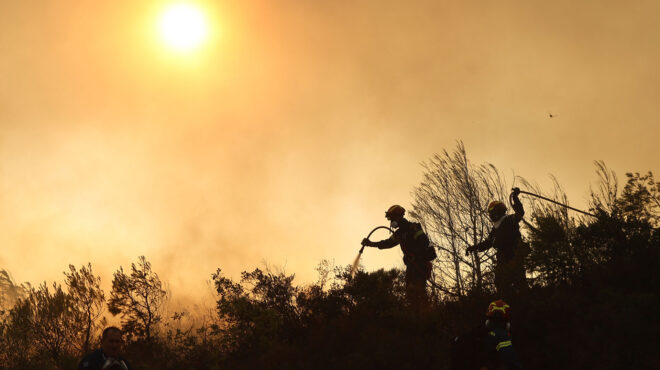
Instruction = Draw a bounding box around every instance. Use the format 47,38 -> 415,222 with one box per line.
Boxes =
158,3 -> 209,52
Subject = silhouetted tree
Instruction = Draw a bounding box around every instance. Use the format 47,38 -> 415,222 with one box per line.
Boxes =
589,160 -> 619,214
411,141 -> 507,295
108,256 -> 167,342
64,263 -> 105,355
0,269 -> 28,317
27,282 -> 81,368
616,171 -> 659,225
0,298 -> 35,368
525,163 -> 660,289
517,175 -> 579,287
212,267 -> 299,356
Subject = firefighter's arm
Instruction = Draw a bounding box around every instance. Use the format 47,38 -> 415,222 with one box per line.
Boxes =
362,235 -> 399,249
466,233 -> 494,255
511,188 -> 524,222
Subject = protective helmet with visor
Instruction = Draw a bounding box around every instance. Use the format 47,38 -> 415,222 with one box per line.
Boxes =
385,205 -> 405,229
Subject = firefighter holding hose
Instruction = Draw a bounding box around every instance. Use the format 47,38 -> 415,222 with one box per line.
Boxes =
361,205 -> 436,311
466,188 -> 528,297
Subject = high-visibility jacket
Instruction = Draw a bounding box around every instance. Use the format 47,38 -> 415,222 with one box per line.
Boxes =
486,326 -> 524,370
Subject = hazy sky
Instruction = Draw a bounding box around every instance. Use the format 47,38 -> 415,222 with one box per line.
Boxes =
1,1 -> 658,302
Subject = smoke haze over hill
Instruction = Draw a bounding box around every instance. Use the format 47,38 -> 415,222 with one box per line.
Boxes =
1,0 -> 659,300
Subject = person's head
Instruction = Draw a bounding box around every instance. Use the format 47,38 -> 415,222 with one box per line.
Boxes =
487,201 -> 507,222
101,327 -> 123,357
485,299 -> 511,329
385,205 -> 405,229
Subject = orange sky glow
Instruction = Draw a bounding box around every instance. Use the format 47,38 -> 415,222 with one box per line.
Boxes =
1,0 -> 658,306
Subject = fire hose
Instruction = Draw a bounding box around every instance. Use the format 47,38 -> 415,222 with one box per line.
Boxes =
360,226 -> 394,254
358,226 -> 459,297
511,189 -> 597,218
350,226 -> 394,278
357,189 -> 597,297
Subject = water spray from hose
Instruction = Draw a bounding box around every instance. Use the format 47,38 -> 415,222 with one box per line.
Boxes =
351,226 -> 393,278
349,253 -> 362,279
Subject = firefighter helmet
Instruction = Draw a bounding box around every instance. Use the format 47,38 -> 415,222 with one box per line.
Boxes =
487,201 -> 507,214
385,205 -> 405,220
486,299 -> 511,320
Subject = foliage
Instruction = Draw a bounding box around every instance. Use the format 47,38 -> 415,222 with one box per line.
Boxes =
212,267 -> 300,358
64,263 -> 105,355
526,164 -> 660,290
0,269 -> 28,316
0,161 -> 658,369
108,256 -> 167,342
0,283 -> 82,369
411,141 -> 506,296
617,171 -> 660,225
28,283 -> 82,368
0,298 -> 36,368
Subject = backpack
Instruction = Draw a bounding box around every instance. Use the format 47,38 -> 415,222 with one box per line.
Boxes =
410,222 -> 437,261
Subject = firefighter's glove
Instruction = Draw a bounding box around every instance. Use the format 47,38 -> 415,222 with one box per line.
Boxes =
361,238 -> 373,247
511,187 -> 521,197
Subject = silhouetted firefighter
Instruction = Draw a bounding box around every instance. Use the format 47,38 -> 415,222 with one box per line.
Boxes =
361,205 -> 436,311
451,299 -> 524,370
466,188 -> 528,297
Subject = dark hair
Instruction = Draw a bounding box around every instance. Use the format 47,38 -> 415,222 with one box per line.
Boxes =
102,326 -> 122,340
